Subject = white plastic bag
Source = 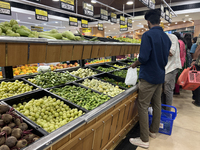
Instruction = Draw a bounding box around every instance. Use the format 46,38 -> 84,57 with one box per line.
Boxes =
125,68 -> 138,85
37,66 -> 51,72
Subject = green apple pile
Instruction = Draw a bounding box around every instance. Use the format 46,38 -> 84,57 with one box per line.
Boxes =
70,68 -> 97,78
0,80 -> 34,100
13,96 -> 84,133
81,79 -> 125,97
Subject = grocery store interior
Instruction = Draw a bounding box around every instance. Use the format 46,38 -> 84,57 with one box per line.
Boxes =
0,0 -> 200,150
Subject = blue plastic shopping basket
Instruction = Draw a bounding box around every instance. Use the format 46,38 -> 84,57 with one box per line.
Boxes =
149,104 -> 177,135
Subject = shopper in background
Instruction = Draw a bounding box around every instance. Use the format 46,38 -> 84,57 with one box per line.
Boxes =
190,36 -> 198,58
173,32 -> 186,95
190,35 -> 200,106
184,33 -> 193,67
162,34 -> 182,110
129,10 -> 171,149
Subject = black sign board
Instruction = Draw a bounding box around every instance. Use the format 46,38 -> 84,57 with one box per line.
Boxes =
98,23 -> 103,31
148,0 -> 155,9
100,8 -> 108,21
110,12 -> 117,23
160,4 -> 165,18
35,9 -> 48,22
165,8 -> 170,21
83,2 -> 94,17
60,0 -> 74,12
120,25 -> 128,32
81,19 -> 88,28
127,19 -> 132,27
120,16 -> 125,25
0,1 -> 11,15
69,17 -> 78,26
139,0 -> 149,6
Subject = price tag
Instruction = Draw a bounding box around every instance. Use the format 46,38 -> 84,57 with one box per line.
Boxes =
69,17 -> 78,26
165,8 -> 170,21
139,0 -> 149,6
83,2 -> 94,17
120,25 -> 128,31
0,1 -> 11,15
148,0 -> 155,9
160,4 -> 165,18
31,26 -> 43,32
35,9 -> 48,22
100,8 -> 108,21
127,19 -> 132,27
81,19 -> 88,28
120,16 -> 125,25
60,0 -> 74,11
110,12 -> 117,23
82,28 -> 91,33
98,23 -> 103,31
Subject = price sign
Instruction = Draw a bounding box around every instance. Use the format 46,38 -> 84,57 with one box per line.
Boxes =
148,0 -> 155,9
82,28 -> 91,33
31,26 -> 43,32
60,0 -> 74,11
139,0 -> 149,6
0,1 -> 11,15
83,2 -> 94,17
100,8 -> 108,21
160,4 -> 165,18
127,19 -> 132,27
98,23 -> 103,31
165,8 -> 169,21
120,25 -> 128,31
69,17 -> 78,26
35,9 -> 48,21
169,12 -> 172,23
120,16 -> 125,25
81,19 -> 88,28
110,12 -> 117,23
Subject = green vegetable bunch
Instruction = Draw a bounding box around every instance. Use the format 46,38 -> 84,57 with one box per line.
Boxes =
112,64 -> 127,68
50,85 -> 110,110
112,70 -> 128,78
101,77 -> 132,89
28,71 -> 77,88
96,66 -> 116,72
70,68 -> 97,78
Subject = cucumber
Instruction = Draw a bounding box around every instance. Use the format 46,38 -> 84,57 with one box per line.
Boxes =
39,34 -> 56,40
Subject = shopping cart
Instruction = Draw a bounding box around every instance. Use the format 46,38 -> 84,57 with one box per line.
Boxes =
149,104 -> 177,135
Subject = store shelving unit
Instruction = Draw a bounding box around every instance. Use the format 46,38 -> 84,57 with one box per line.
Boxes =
0,37 -> 140,150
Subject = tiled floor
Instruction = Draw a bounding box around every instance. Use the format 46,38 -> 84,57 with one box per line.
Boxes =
137,89 -> 200,150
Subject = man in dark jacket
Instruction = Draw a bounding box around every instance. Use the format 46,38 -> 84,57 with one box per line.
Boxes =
129,10 -> 172,149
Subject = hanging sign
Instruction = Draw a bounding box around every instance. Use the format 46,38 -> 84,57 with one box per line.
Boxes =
31,26 -> 43,32
82,28 -> 91,33
165,8 -> 169,21
169,12 -> 172,23
139,0 -> 149,6
35,9 -> 48,21
81,19 -> 88,28
120,25 -> 128,31
110,12 -> 117,23
120,16 -> 125,25
160,4 -> 165,18
100,8 -> 108,21
0,1 -> 11,15
60,0 -> 74,11
148,0 -> 155,9
69,17 -> 78,26
98,23 -> 103,31
83,2 -> 94,17
127,19 -> 132,27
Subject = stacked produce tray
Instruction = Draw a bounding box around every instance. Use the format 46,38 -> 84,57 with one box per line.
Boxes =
106,61 -> 129,69
118,59 -> 135,65
89,64 -> 118,73
110,68 -> 128,79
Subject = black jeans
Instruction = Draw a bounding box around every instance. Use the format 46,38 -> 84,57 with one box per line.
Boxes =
193,65 -> 200,106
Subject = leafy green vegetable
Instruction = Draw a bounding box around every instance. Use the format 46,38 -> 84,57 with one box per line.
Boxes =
50,85 -> 110,110
96,66 -> 116,72
112,70 -> 127,78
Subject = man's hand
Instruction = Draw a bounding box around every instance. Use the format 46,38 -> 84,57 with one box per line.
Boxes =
191,61 -> 196,66
130,63 -> 137,68
169,52 -> 173,57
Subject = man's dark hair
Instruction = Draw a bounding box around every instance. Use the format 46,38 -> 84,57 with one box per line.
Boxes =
145,10 -> 161,25
193,37 -> 197,43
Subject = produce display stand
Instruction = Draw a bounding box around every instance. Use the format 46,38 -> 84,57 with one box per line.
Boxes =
0,37 -> 140,150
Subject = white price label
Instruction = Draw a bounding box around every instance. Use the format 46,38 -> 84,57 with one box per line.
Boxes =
0,8 -> 10,15
84,9 -> 93,16
159,123 -> 164,129
61,2 -> 74,11
69,22 -> 78,26
82,24 -> 88,28
101,15 -> 108,21
36,15 -> 48,21
111,18 -> 117,23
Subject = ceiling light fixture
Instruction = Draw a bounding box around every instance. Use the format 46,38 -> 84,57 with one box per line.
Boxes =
52,0 -> 59,1
114,28 -> 116,29
142,30 -> 143,31
185,15 -> 189,17
55,22 -> 58,23
126,0 -> 134,5
28,17 -> 31,19
175,22 -> 177,24
183,20 -> 186,23
139,23 -> 141,24
132,21 -> 134,22
168,24 -> 170,26
91,0 -> 96,3
105,26 -> 107,28
109,30 -> 110,31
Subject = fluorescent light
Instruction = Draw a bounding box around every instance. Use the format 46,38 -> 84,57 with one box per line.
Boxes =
175,22 -> 177,24
28,17 -> 31,19
185,15 -> 189,17
105,32 -> 106,33
111,23 -> 114,25
91,0 -> 96,3
126,1 -> 133,5
139,23 -> 141,24
52,0 -> 59,1
105,26 -> 107,28
114,28 -> 116,29
161,20 -> 163,22
132,20 -> 134,22
96,25 -> 98,26
109,30 -> 110,31
130,32 -> 131,33
183,20 -> 186,23
55,22 -> 58,23
142,30 -> 143,31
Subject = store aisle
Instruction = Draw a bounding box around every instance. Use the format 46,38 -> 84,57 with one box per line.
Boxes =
137,89 -> 200,150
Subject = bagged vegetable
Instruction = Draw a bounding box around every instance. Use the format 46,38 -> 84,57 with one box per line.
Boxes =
37,66 -> 50,72
125,68 -> 137,85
